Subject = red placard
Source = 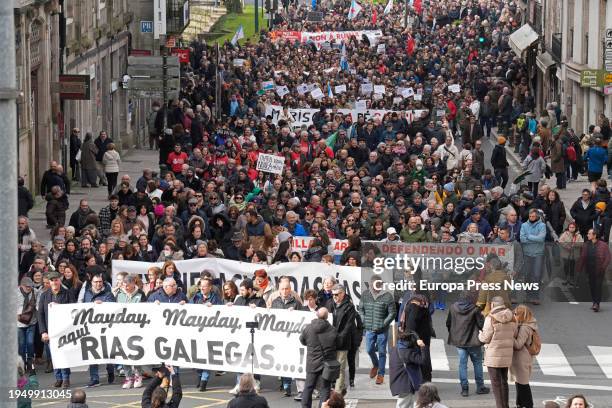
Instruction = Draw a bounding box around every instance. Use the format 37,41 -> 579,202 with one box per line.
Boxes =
171,48 -> 190,63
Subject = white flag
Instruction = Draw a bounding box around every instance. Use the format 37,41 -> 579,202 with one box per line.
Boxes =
347,0 -> 362,19
231,25 -> 245,46
383,0 -> 393,15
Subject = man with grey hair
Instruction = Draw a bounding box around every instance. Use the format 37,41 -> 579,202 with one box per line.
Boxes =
284,210 -> 306,236
300,307 -> 338,408
147,278 -> 187,304
327,284 -> 357,394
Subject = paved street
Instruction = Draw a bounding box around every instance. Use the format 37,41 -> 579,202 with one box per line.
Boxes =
24,142 -> 612,408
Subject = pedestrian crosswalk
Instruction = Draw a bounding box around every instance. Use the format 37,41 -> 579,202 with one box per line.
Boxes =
358,340 -> 612,380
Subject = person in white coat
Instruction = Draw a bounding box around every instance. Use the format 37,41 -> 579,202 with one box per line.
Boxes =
102,143 -> 121,197
436,135 -> 459,171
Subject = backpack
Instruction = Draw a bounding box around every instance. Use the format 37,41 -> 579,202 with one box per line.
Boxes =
526,329 -> 541,356
566,143 -> 577,162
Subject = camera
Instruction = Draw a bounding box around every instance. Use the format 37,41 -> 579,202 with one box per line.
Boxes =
245,321 -> 259,329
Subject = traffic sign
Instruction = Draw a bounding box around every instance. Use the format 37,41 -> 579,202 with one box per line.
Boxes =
141,21 -> 153,33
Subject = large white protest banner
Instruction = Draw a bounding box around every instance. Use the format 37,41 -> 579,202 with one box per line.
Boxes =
256,153 -> 285,174
264,105 -> 429,129
48,303 -> 313,378
111,258 -> 365,304
269,30 -> 382,47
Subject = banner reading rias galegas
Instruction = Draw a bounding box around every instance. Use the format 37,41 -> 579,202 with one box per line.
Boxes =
48,303 -> 313,378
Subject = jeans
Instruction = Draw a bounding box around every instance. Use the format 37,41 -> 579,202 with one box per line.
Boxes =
365,330 -> 388,376
480,117 -> 492,138
457,346 -> 484,390
89,364 -> 115,382
489,367 -> 510,408
18,325 -> 35,362
54,368 -> 71,381
523,255 -> 543,301
334,350 -> 348,392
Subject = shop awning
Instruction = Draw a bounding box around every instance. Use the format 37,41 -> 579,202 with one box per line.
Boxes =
509,24 -> 539,56
536,52 -> 556,72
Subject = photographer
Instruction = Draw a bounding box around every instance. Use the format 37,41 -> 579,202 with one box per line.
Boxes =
141,365 -> 182,408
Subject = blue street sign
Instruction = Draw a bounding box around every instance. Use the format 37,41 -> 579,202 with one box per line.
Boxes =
141,21 -> 153,33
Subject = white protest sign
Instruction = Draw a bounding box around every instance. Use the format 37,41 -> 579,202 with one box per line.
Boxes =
414,94 -> 423,101
360,83 -> 373,94
276,86 -> 290,98
355,100 -> 367,110
377,44 -> 386,54
393,97 -> 402,105
323,68 -> 335,74
374,85 -> 386,95
111,258 -> 366,305
48,303 -> 313,378
256,153 -> 285,174
297,84 -> 309,95
310,87 -> 324,99
448,84 -> 461,93
402,88 -> 415,98
233,58 -> 245,67
335,84 -> 347,94
262,81 -> 275,90
373,93 -> 383,100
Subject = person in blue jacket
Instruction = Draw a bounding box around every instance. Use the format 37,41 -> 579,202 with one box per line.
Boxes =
519,209 -> 547,305
583,136 -> 607,187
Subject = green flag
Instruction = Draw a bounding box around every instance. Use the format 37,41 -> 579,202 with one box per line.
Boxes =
325,131 -> 338,150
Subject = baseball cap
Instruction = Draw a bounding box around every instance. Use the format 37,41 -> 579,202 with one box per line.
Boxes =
386,227 -> 397,235
20,277 -> 34,287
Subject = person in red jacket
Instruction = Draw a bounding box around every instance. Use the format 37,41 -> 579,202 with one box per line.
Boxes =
167,143 -> 189,174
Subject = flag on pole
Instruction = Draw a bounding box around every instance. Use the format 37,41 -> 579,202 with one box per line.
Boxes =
327,82 -> 333,98
347,0 -> 362,19
231,25 -> 244,46
312,0 -> 316,9
383,0 -> 393,15
340,43 -> 349,71
325,131 -> 338,149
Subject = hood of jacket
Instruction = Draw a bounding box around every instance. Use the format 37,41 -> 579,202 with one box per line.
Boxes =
310,317 -> 332,334
489,305 -> 514,323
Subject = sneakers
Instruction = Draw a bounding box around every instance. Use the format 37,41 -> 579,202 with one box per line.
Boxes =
229,385 -> 239,395
87,380 -> 100,388
122,378 -> 134,389
369,366 -> 378,379
375,375 -> 384,385
294,392 -> 303,401
476,386 -> 490,394
461,388 -> 469,397
133,375 -> 143,388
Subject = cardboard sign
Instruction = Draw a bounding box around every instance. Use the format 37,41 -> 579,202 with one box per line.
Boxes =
256,153 -> 285,174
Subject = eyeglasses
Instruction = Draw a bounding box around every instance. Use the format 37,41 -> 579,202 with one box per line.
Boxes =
235,196 -> 244,201
189,204 -> 197,207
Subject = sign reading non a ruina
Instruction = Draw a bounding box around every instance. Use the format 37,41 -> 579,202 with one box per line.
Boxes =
48,303 -> 312,378
256,153 -> 285,174
54,75 -> 91,100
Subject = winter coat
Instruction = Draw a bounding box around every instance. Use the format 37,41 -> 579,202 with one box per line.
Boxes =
522,154 -> 546,183
102,150 -> 121,173
584,146 -> 607,173
270,294 -> 302,310
577,239 -> 611,276
303,245 -> 327,262
37,287 -> 75,334
511,320 -> 537,384
446,299 -> 484,348
404,302 -> 434,345
94,136 -> 113,162
400,225 -> 427,243
389,341 -> 427,397
226,392 -> 269,408
115,289 -> 146,303
570,199 -> 597,235
476,270 -> 512,316
478,305 -> 517,368
358,289 -> 396,333
69,207 -> 96,233
490,144 -> 509,169
328,297 -> 357,351
299,317 -> 338,373
543,200 -> 566,235
558,231 -> 583,260
45,193 -> 69,226
520,220 -> 546,257
82,283 -> 115,303
234,293 -> 266,308
550,139 -> 565,173
146,288 -> 187,303
80,139 -> 98,170
16,287 -> 37,328
18,185 -> 34,217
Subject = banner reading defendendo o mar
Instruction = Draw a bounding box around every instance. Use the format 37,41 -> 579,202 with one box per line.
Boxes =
48,303 -> 313,378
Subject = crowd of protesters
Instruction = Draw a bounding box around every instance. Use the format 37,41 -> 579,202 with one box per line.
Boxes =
13,0 -> 611,406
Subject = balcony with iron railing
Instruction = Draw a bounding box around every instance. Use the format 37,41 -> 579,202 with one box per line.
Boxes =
551,32 -> 562,61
